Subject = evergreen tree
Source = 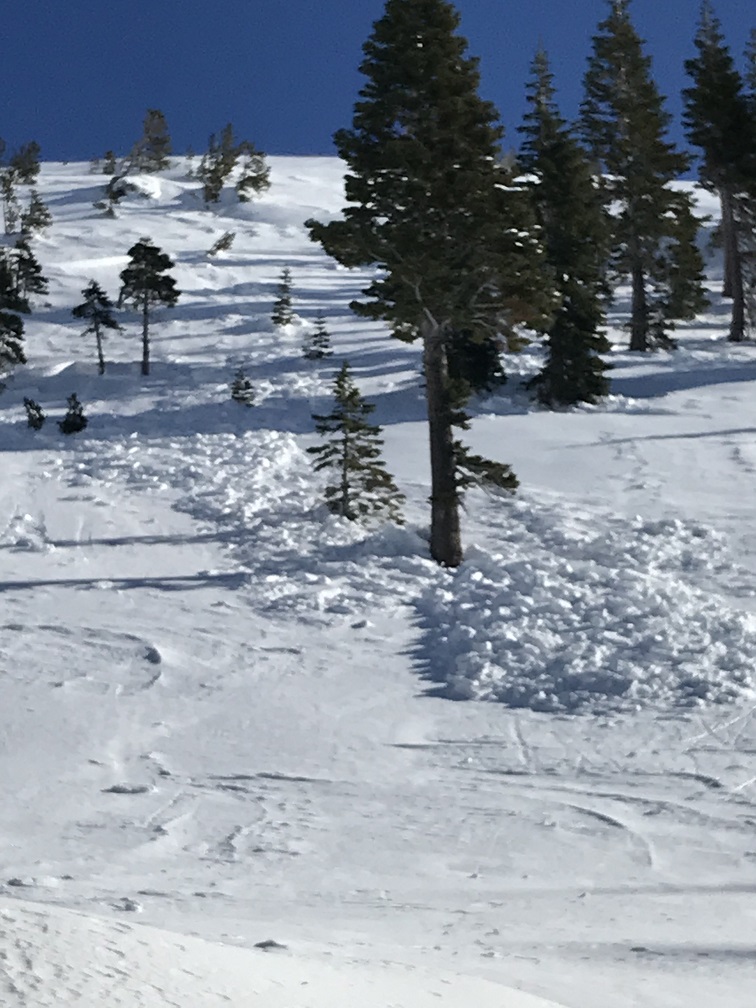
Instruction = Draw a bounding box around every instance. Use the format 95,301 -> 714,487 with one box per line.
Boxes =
196,125 -> 270,205
135,109 -> 171,172
0,169 -> 20,234
445,329 -> 505,394
581,0 -> 707,351
271,267 -> 295,326
119,238 -> 179,376
0,311 -> 25,372
302,314 -> 333,360
519,48 -> 611,405
683,2 -> 756,342
72,280 -> 122,375
235,146 -> 271,202
102,150 -> 117,174
0,252 -> 29,313
20,190 -> 52,234
306,0 -> 549,566
308,361 -> 404,523
23,397 -> 45,430
230,366 -> 255,405
12,237 -> 48,308
207,230 -> 236,257
58,393 -> 88,434
9,141 -> 41,185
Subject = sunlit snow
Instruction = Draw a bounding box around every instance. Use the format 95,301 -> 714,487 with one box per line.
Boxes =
0,157 -> 755,1007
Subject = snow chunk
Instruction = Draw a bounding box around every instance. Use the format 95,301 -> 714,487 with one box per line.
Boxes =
418,502 -> 756,713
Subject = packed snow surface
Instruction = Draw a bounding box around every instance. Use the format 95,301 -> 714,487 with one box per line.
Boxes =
0,159 -> 755,1006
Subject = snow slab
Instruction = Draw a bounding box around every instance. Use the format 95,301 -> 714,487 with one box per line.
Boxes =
0,897 -> 563,1008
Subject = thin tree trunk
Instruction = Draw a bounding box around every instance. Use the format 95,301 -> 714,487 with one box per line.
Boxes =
721,188 -> 745,342
721,188 -> 734,299
94,321 -> 105,375
141,300 -> 150,375
629,258 -> 648,352
422,318 -> 462,568
341,428 -> 351,518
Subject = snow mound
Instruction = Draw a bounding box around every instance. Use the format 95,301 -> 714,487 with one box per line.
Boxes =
0,511 -> 52,552
418,501 -> 756,713
0,897 -> 564,1008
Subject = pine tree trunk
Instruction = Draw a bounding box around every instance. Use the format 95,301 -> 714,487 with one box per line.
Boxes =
340,428 -> 351,518
722,189 -> 734,299
94,321 -> 105,375
422,318 -> 462,568
721,189 -> 745,342
629,258 -> 648,352
141,300 -> 150,376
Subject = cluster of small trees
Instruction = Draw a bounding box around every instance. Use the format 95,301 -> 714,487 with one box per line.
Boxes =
91,112 -> 270,212
24,393 -> 88,435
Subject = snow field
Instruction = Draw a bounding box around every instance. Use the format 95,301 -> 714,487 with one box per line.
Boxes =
1,157 -> 755,1008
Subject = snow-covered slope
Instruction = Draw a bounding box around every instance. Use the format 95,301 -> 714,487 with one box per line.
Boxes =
1,159 -> 755,1007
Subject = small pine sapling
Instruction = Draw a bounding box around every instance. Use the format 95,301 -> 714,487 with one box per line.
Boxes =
308,361 -> 404,523
72,280 -> 122,374
23,397 -> 45,429
9,141 -> 41,185
58,393 -> 88,434
302,315 -> 333,360
235,146 -> 271,202
1,170 -> 20,234
271,267 -> 295,327
207,231 -> 236,257
0,311 -> 25,373
20,190 -> 52,234
230,366 -> 255,406
102,151 -> 117,174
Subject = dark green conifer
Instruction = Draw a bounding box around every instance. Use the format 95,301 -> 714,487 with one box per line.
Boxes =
13,237 -> 48,305
23,397 -> 45,429
0,170 -> 20,234
58,393 -> 88,434
446,329 -> 505,395
306,0 -> 549,565
9,141 -> 41,184
309,362 -> 404,523
119,238 -> 180,376
136,110 -> 171,172
519,48 -> 611,405
235,146 -> 271,202
72,280 -> 122,375
0,252 -> 29,314
0,311 -> 24,372
102,151 -> 117,174
302,314 -> 333,360
20,190 -> 52,234
230,366 -> 255,405
684,2 -> 756,341
271,267 -> 295,326
581,0 -> 707,351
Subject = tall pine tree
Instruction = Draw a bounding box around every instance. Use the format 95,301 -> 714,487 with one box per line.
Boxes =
684,2 -> 756,342
306,0 -> 549,566
519,48 -> 611,405
119,239 -> 179,376
309,362 -> 404,523
581,0 -> 707,351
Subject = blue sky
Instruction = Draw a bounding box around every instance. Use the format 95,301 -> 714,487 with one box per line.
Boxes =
2,0 -> 753,163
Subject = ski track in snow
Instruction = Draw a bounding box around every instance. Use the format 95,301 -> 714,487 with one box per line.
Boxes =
1,159 -> 756,1007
